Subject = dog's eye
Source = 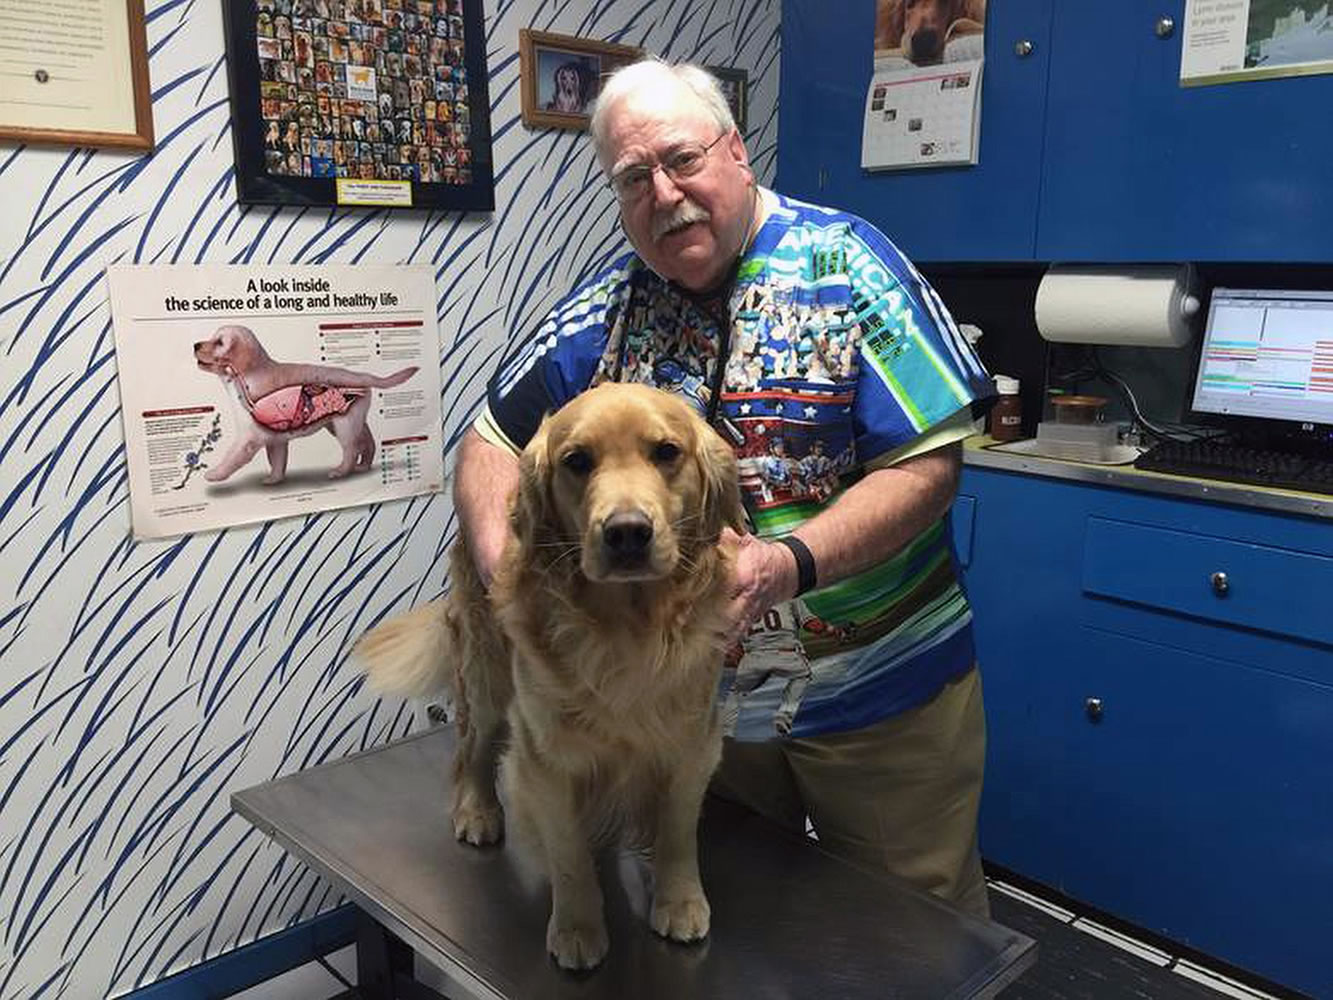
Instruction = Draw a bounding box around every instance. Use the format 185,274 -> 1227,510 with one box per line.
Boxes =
652,441 -> 681,463
561,449 -> 593,475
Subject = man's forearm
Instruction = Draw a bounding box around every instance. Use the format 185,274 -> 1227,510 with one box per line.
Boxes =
453,427 -> 520,586
791,442 -> 962,589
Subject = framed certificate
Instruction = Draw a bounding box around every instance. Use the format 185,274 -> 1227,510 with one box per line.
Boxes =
0,0 -> 155,150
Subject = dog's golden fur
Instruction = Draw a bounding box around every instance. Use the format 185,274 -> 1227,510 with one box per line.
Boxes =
356,383 -> 744,970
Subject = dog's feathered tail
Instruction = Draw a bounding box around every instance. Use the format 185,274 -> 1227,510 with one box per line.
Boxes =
354,598 -> 452,698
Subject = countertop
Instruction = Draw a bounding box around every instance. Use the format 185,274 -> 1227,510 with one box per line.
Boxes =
963,436 -> 1333,520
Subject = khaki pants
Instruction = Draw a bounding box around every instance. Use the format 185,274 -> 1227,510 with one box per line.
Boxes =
709,666 -> 989,918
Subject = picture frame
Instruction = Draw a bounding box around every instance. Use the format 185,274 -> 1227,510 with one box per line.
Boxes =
221,0 -> 494,211
0,0 -> 154,150
519,29 -> 642,131
707,65 -> 748,134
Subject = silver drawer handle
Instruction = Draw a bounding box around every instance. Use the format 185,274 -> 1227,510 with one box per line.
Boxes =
1156,15 -> 1175,38
1085,697 -> 1104,723
1014,39 -> 1034,58
1210,571 -> 1229,597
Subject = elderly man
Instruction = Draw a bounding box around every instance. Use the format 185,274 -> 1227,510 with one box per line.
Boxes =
454,58 -> 995,916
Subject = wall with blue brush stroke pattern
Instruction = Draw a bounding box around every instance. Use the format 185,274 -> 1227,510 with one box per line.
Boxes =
0,1 -> 779,994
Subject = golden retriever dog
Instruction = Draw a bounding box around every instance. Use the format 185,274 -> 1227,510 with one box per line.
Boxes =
193,324 -> 418,484
355,383 -> 745,970
876,0 -> 987,65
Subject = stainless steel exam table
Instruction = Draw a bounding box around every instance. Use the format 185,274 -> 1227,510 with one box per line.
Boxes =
232,726 -> 1035,999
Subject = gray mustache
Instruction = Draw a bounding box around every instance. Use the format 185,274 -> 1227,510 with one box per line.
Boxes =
652,202 -> 710,241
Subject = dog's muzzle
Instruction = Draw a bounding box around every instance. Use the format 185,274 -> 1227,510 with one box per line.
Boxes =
601,510 -> 654,570
909,29 -> 943,63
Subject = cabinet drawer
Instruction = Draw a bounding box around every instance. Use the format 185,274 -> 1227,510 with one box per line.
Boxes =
1082,517 -> 1333,647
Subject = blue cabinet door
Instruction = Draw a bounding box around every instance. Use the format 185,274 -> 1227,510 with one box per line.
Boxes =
1038,0 -> 1333,261
955,472 -> 1085,886
961,463 -> 1333,995
1065,629 -> 1333,999
778,0 -> 1054,261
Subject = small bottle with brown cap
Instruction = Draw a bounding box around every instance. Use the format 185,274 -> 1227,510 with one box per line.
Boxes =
989,375 -> 1023,442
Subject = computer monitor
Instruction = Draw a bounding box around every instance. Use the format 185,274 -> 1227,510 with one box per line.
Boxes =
1189,287 -> 1333,444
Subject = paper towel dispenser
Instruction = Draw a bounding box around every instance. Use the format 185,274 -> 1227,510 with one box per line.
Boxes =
1035,264 -> 1201,348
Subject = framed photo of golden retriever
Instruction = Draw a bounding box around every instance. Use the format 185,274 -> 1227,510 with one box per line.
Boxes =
220,0 -> 495,211
518,29 -> 642,130
706,65 -> 748,133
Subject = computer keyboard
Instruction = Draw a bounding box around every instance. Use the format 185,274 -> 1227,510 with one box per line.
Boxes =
1134,439 -> 1333,495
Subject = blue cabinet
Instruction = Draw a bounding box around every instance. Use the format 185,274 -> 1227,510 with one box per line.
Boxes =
957,464 -> 1333,997
779,0 -> 1333,262
1037,0 -> 1333,261
1065,630 -> 1333,979
778,0 -> 1054,261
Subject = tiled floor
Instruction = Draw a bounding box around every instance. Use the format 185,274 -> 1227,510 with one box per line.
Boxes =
987,879 -> 1296,1000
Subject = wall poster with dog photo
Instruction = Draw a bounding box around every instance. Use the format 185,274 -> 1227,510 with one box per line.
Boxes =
518,29 -> 642,130
107,264 -> 446,540
862,0 -> 987,170
221,0 -> 494,210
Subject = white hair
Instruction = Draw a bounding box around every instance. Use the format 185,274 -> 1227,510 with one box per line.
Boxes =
589,57 -> 737,164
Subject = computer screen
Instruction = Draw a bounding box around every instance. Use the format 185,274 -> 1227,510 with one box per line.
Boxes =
1191,287 -> 1333,429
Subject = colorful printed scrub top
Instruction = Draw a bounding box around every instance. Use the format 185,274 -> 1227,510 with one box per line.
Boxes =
484,191 -> 995,741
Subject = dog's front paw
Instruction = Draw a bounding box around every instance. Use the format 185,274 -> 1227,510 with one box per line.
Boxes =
650,891 -> 711,943
452,802 -> 504,845
547,913 -> 609,970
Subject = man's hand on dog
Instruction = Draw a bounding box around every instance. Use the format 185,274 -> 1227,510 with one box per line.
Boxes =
720,528 -> 800,645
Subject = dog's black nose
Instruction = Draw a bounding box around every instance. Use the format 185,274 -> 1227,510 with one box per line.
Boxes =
910,29 -> 942,63
602,511 -> 654,561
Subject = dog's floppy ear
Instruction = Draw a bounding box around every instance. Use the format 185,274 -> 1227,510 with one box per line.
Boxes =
876,0 -> 904,49
958,0 -> 986,25
511,415 -> 557,561
696,427 -> 746,541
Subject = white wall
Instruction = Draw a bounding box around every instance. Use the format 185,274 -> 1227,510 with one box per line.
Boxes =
0,1 -> 779,995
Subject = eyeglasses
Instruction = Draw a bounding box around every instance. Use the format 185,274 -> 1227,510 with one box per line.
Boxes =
608,132 -> 729,203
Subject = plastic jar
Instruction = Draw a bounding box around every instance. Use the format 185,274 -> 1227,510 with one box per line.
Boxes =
989,375 -> 1023,442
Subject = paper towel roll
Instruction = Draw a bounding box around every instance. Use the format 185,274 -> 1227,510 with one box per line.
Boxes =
1035,265 -> 1200,348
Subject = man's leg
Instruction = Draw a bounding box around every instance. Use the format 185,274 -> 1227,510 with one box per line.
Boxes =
708,735 -> 807,836
783,667 -> 990,917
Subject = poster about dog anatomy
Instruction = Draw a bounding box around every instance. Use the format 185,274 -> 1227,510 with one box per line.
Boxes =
107,264 -> 445,540
862,0 -> 986,170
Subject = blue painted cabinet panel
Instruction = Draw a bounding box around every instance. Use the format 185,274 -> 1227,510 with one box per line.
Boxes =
953,474 -> 1086,886
1082,516 -> 1333,647
956,465 -> 1333,997
1037,0 -> 1333,261
781,0 -> 1333,261
1065,629 -> 1333,998
778,0 -> 1054,261
950,495 -> 976,568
